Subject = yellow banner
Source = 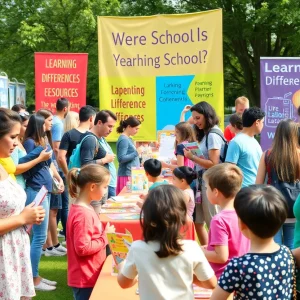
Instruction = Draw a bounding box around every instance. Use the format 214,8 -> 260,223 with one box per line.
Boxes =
98,10 -> 223,141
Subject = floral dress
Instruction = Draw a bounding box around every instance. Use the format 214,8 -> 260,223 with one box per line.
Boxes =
0,176 -> 35,299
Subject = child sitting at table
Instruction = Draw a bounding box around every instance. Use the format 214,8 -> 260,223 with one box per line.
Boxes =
117,185 -> 217,299
210,185 -> 295,300
138,159 -> 169,207
66,164 -> 115,300
173,166 -> 197,220
201,163 -> 250,279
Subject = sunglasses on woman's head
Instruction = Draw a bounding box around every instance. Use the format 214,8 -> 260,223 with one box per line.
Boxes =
19,111 -> 29,117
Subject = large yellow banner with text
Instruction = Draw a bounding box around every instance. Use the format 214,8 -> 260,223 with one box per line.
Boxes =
98,10 -> 223,141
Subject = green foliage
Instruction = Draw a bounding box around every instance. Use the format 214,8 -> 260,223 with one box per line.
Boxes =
0,0 -> 120,108
1,0 -> 300,108
180,0 -> 300,106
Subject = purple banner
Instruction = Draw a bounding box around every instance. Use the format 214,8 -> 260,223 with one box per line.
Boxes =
260,57 -> 300,150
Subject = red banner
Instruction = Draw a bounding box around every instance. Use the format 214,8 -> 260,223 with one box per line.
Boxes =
35,52 -> 88,112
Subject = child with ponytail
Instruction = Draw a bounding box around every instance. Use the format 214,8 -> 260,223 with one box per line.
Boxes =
67,164 -> 115,300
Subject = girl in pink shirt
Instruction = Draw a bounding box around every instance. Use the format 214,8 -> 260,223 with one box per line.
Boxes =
173,166 -> 197,220
67,164 -> 115,300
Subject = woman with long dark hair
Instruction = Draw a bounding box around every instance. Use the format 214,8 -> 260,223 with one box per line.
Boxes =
183,101 -> 226,245
37,109 -> 68,255
256,119 -> 300,249
23,114 -> 64,291
0,108 -> 45,299
11,111 -> 52,189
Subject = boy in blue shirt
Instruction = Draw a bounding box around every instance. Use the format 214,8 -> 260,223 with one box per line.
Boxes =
225,107 -> 265,187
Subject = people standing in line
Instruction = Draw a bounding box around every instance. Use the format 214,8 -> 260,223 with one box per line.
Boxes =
11,110 -> 52,189
161,121 -> 195,170
225,107 -> 265,187
49,98 -> 70,243
117,185 -> 217,297
201,163 -> 250,279
67,164 -> 115,300
0,108 -> 46,299
183,101 -> 226,245
79,110 -> 117,212
256,119 -> 300,249
224,96 -> 249,142
58,105 -> 96,177
116,116 -> 141,194
23,114 -> 64,291
64,111 -> 79,133
211,185 -> 294,300
37,109 -> 67,256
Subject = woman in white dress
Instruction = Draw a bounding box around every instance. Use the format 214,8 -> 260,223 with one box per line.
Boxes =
0,108 -> 45,299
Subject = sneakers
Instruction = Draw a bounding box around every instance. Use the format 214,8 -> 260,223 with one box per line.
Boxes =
35,281 -> 56,291
61,241 -> 67,246
45,248 -> 66,257
54,244 -> 67,253
41,278 -> 57,286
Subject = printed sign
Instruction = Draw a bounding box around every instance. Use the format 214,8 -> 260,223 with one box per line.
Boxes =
98,10 -> 223,141
260,57 -> 300,150
35,52 -> 88,112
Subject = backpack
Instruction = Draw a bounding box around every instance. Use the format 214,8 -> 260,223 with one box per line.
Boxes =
68,135 -> 99,169
265,150 -> 300,218
205,128 -> 228,162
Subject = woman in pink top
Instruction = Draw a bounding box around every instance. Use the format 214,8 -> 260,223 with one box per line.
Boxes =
66,164 -> 115,300
161,122 -> 195,170
173,166 -> 197,219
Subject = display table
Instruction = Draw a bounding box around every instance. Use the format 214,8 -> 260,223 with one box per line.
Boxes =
90,255 -> 138,300
100,184 -> 196,241
90,256 -> 210,300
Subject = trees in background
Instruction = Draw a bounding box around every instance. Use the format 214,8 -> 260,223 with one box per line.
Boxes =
1,0 -> 300,108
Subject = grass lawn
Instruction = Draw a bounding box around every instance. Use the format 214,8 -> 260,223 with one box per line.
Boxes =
36,254 -> 72,299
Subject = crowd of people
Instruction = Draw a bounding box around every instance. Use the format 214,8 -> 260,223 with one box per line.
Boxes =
1,96 -> 300,299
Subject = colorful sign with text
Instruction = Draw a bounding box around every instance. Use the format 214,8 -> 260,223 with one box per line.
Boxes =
98,10 -> 223,141
260,57 -> 300,150
35,53 -> 88,112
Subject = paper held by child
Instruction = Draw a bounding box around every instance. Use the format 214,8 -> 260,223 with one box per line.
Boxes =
107,230 -> 133,265
25,186 -> 48,234
184,142 -> 203,157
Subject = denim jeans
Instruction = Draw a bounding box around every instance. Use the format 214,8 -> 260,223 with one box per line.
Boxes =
56,172 -> 69,239
72,287 -> 93,300
274,223 -> 295,249
108,186 -> 116,198
25,187 -> 50,277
